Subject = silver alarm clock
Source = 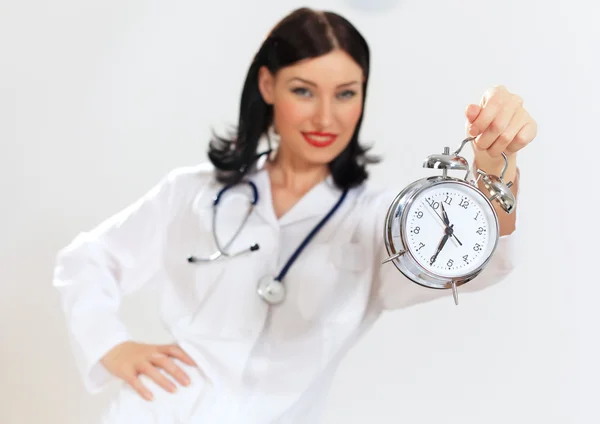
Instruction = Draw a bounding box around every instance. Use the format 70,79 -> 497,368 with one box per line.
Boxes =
382,136 -> 516,306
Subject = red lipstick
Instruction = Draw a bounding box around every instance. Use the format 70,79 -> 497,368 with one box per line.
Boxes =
302,131 -> 338,148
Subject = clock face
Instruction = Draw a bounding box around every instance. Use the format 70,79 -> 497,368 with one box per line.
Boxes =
403,181 -> 499,279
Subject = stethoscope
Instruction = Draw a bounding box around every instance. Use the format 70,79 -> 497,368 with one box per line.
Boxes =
186,177 -> 348,306
187,180 -> 261,262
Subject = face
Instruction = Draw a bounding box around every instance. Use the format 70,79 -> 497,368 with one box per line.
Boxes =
258,49 -> 365,168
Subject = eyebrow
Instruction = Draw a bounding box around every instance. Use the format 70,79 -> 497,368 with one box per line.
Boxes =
287,77 -> 360,88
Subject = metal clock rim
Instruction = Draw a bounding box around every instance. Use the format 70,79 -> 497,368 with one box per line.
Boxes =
384,176 -> 501,289
400,177 -> 500,281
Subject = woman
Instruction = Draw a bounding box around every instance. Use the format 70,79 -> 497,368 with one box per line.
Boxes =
53,7 -> 536,423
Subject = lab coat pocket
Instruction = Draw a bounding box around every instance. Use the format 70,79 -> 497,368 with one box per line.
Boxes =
294,241 -> 369,323
327,241 -> 370,320
104,359 -> 212,423
291,243 -> 335,322
163,250 -> 224,319
331,241 -> 368,272
318,241 -> 373,364
163,225 -> 227,323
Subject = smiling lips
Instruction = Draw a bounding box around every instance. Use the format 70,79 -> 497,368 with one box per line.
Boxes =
302,131 -> 338,148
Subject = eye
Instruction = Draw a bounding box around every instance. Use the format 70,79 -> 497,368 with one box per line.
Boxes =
291,87 -> 312,97
337,90 -> 357,100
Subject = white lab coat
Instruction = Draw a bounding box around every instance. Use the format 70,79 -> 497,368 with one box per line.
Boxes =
52,160 -> 520,423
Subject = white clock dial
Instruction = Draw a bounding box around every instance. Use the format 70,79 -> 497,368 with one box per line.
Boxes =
404,182 -> 498,279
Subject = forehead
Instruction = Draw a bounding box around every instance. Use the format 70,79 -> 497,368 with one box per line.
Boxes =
277,49 -> 363,86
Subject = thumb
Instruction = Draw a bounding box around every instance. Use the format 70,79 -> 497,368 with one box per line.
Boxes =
465,104 -> 481,124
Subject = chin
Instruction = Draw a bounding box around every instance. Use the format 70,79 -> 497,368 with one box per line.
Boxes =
302,146 -> 344,167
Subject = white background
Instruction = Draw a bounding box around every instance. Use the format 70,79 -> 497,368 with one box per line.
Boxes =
1,0 -> 597,422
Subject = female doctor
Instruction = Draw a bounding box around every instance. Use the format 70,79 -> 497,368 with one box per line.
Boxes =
53,7 -> 537,424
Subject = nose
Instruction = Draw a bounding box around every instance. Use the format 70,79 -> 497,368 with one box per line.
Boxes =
312,98 -> 333,129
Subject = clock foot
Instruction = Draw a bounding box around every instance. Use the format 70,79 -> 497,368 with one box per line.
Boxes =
382,250 -> 406,264
451,281 -> 459,305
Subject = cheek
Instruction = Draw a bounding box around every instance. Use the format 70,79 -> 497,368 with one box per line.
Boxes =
274,97 -> 311,131
340,103 -> 363,131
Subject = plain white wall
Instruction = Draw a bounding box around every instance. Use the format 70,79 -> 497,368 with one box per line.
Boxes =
1,0 -> 597,422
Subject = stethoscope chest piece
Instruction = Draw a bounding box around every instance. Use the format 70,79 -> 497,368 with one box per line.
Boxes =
257,275 -> 286,305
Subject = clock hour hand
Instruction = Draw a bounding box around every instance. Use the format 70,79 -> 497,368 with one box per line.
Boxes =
440,202 -> 450,225
427,199 -> 450,228
439,202 -> 463,246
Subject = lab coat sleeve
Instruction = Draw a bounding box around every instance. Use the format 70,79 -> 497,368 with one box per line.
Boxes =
52,167 -> 194,394
372,171 -> 522,311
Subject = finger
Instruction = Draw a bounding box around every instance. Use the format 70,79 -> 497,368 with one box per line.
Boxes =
151,353 -> 191,387
139,362 -> 178,393
465,104 -> 481,125
468,94 -> 508,139
161,344 -> 197,367
123,370 -> 154,402
505,120 -> 537,154
474,95 -> 521,151
487,107 -> 528,158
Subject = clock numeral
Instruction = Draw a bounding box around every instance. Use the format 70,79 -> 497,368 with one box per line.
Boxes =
447,259 -> 454,268
444,195 -> 452,205
459,198 -> 470,209
473,243 -> 482,252
474,211 -> 480,221
415,211 -> 423,219
476,227 -> 485,235
463,254 -> 469,262
412,226 -> 421,234
426,197 -> 440,209
416,242 -> 425,252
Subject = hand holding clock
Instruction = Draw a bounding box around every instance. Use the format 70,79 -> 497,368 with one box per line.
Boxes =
381,85 -> 537,306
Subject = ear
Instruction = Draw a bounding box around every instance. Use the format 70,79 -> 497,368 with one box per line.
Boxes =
258,66 -> 275,105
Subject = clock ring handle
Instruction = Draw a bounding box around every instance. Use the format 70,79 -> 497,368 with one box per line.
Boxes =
453,137 -> 510,181
476,152 -> 516,214
452,136 -> 477,156
497,152 -> 510,181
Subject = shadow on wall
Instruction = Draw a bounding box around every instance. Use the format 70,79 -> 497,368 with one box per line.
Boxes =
343,0 -> 402,13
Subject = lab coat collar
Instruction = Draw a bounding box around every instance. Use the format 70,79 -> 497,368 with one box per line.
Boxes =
248,167 -> 345,228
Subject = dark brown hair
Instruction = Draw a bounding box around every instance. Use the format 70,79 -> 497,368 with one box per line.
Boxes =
207,7 -> 379,189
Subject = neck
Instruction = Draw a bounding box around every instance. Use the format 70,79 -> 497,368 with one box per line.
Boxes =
266,148 -> 329,196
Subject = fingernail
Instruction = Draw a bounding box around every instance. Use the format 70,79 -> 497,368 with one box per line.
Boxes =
469,125 -> 479,137
145,392 -> 153,401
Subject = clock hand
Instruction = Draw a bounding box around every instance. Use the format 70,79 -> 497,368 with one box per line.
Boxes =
430,235 -> 448,265
440,202 -> 463,246
452,234 -> 462,246
428,201 -> 463,247
430,225 -> 452,265
440,202 -> 450,225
